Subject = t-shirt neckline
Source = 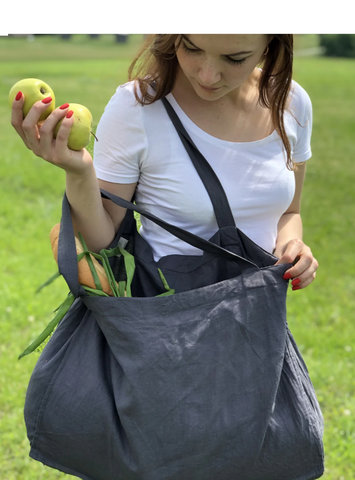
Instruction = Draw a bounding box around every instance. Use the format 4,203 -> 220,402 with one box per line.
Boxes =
165,92 -> 278,149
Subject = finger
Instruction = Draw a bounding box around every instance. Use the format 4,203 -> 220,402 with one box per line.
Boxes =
22,97 -> 54,150
275,239 -> 305,266
285,250 -> 316,281
51,110 -> 75,165
290,258 -> 318,288
10,91 -> 28,145
286,257 -> 312,279
291,270 -> 317,291
38,104 -> 70,156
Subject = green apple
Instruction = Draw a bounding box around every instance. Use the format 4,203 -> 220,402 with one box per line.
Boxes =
53,103 -> 94,151
9,78 -> 55,122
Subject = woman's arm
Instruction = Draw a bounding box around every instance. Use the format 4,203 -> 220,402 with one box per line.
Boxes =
11,94 -> 136,253
65,168 -> 137,253
274,163 -> 319,290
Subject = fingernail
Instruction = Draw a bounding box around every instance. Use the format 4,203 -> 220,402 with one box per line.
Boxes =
15,91 -> 22,101
59,103 -> 70,110
66,110 -> 74,118
291,278 -> 301,287
42,96 -> 52,104
292,286 -> 301,291
283,273 -> 292,280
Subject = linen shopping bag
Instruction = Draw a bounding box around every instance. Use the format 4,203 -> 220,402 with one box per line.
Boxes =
24,98 -> 325,480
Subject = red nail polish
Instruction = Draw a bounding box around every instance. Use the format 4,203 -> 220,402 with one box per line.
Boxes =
291,278 -> 301,287
42,96 -> 52,104
283,273 -> 292,280
292,286 -> 301,291
15,91 -> 22,101
60,103 -> 70,110
66,110 -> 74,118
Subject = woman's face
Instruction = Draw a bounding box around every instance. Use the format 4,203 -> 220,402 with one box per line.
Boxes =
175,34 -> 269,102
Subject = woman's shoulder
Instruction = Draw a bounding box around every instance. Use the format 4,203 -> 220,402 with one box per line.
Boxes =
111,80 -> 157,104
103,80 -> 161,118
284,79 -> 313,161
288,79 -> 312,120
105,80 -> 140,109
100,81 -> 154,127
97,81 -> 149,139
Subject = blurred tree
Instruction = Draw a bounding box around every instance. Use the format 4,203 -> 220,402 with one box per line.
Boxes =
60,34 -> 72,40
319,34 -> 355,58
89,35 -> 100,39
115,35 -> 129,43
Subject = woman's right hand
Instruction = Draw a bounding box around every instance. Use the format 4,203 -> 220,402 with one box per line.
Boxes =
10,93 -> 93,175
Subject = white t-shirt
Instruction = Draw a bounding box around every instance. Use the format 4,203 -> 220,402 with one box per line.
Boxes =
93,79 -> 312,261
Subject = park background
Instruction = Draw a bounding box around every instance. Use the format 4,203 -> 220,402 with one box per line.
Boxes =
0,34 -> 354,479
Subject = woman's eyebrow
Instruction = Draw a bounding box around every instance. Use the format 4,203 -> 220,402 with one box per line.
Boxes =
181,35 -> 253,56
181,35 -> 202,50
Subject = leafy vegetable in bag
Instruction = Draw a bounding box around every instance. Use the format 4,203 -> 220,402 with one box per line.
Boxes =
19,225 -> 174,359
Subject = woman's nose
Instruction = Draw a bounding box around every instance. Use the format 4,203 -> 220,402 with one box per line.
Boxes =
197,59 -> 222,86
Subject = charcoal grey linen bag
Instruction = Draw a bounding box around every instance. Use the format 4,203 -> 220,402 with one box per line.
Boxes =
24,98 -> 324,480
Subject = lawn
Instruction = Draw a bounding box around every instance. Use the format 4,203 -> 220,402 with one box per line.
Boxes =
0,34 -> 354,480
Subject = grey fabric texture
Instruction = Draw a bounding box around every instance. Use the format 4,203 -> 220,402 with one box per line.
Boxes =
24,98 -> 324,480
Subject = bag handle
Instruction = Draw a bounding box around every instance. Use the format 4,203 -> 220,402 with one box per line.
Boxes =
58,194 -> 88,298
162,98 -> 236,229
100,189 -> 258,270
58,190 -> 258,297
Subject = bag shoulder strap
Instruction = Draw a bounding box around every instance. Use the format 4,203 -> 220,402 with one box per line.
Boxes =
57,93 -> 259,297
162,97 -> 235,229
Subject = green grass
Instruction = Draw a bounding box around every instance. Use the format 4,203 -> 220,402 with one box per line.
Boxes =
0,35 -> 354,479
289,55 -> 355,477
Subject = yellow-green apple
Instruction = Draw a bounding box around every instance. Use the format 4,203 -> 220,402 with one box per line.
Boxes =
9,78 -> 55,122
53,103 -> 94,151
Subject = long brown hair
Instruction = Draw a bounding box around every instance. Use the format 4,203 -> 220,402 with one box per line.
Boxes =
128,34 -> 297,170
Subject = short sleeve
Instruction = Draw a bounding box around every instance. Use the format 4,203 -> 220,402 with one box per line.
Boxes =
93,83 -> 148,183
291,83 -> 313,163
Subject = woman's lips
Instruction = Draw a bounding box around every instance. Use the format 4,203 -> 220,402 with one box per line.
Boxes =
198,83 -> 221,92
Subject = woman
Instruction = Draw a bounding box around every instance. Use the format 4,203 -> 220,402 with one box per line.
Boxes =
13,36 -> 325,480
11,34 -> 318,291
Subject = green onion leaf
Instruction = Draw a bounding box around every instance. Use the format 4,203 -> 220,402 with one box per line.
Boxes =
18,293 -> 75,360
99,249 -> 119,297
156,289 -> 175,297
117,248 -> 135,297
157,269 -> 174,293
36,270 -> 62,293
78,232 -> 103,291
82,286 -> 110,297
77,252 -> 85,262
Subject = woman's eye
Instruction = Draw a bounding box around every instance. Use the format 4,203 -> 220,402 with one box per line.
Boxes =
182,43 -> 199,54
182,42 -> 247,66
226,57 -> 246,66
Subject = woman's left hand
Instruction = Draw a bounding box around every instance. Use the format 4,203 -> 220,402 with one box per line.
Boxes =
274,239 -> 318,290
